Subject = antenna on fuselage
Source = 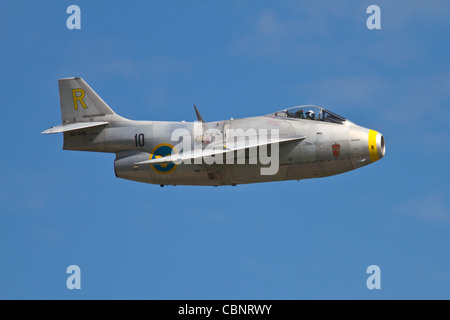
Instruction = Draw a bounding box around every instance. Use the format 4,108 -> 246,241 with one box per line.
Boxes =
194,105 -> 204,123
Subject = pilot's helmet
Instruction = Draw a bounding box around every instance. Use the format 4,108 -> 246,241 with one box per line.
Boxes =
305,110 -> 315,119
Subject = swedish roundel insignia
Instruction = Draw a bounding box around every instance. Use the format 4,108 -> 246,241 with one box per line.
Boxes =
150,143 -> 178,174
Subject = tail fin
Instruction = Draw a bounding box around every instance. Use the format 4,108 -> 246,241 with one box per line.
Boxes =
58,77 -> 123,123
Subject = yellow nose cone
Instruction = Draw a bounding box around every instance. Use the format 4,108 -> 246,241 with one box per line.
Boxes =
368,130 -> 385,162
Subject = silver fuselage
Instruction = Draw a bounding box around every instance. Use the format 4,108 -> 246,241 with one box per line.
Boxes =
63,115 -> 385,186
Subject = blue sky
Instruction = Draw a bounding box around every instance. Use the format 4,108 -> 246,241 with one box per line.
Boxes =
1,0 -> 450,299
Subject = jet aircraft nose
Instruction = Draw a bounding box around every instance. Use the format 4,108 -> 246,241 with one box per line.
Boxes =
350,125 -> 385,164
368,130 -> 385,162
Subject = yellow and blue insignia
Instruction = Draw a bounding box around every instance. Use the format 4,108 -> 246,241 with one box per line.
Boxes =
149,143 -> 178,174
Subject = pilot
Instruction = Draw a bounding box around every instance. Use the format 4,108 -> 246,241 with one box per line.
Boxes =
305,110 -> 315,120
294,109 -> 304,119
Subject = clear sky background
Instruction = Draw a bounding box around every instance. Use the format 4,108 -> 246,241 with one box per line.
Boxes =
1,0 -> 450,299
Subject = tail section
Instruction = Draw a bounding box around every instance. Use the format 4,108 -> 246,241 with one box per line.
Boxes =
43,77 -> 128,152
58,77 -> 124,123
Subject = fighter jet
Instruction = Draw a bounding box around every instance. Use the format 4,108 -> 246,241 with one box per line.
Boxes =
43,78 -> 385,186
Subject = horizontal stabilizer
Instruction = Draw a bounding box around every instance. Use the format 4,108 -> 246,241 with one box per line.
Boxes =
135,136 -> 306,166
41,121 -> 109,134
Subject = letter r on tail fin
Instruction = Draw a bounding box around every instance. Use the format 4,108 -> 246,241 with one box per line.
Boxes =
59,77 -> 123,123
72,88 -> 87,110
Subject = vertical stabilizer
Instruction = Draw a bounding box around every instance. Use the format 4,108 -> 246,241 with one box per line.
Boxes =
58,77 -> 124,123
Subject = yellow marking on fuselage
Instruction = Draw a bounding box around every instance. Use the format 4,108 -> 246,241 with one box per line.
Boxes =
153,154 -> 167,168
368,130 -> 379,162
149,144 -> 178,174
72,88 -> 87,110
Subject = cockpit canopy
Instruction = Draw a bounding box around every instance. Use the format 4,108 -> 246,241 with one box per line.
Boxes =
268,105 -> 346,124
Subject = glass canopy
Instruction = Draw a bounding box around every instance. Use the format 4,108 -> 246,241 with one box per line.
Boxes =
268,105 -> 346,124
